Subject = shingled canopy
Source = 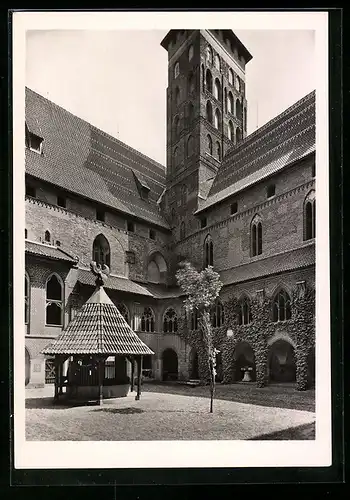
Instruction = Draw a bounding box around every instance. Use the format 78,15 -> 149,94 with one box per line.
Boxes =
41,263 -> 154,405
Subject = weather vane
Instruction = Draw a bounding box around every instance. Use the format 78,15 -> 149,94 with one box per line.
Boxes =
90,261 -> 110,287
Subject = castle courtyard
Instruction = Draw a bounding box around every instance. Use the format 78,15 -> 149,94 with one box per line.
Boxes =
25,383 -> 315,441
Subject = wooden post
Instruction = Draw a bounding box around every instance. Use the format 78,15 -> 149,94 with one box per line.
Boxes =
54,356 -> 59,403
135,355 -> 143,401
98,357 -> 103,406
131,357 -> 135,392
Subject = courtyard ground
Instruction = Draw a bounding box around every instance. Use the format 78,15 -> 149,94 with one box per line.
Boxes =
25,383 -> 315,441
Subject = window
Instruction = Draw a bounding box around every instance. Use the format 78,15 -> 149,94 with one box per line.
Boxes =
206,101 -> 213,124
26,184 -> 36,198
25,273 -> 29,324
206,46 -> 213,64
188,102 -> 194,124
272,289 -> 292,322
187,135 -> 194,157
228,69 -> 234,85
207,134 -> 213,155
163,308 -> 178,333
96,208 -> 105,222
180,221 -> 186,239
188,72 -> 195,94
181,184 -> 187,205
304,190 -> 316,240
175,86 -> 180,107
234,75 -> 241,92
191,308 -> 198,330
125,250 -> 135,264
188,44 -> 194,61
174,61 -> 180,79
251,215 -> 262,257
200,217 -> 207,229
204,235 -> 214,267
227,92 -> 234,114
93,234 -> 111,267
28,132 -> 43,154
216,141 -> 221,161
25,228 -> 28,239
174,116 -> 180,138
228,121 -> 234,141
230,201 -> 238,215
205,69 -> 213,93
214,109 -> 221,130
267,184 -> 276,198
237,296 -> 252,325
149,229 -> 156,240
215,54 -> 221,71
117,303 -> 130,324
236,127 -> 242,143
174,146 -> 180,167
211,300 -> 224,327
141,307 -> 155,332
57,195 -> 66,208
44,230 -> 51,243
236,99 -> 242,120
127,221 -> 135,233
214,78 -> 221,100
46,274 -> 63,326
56,240 -> 61,247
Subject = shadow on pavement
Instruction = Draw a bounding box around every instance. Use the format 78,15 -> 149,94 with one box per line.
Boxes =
249,422 -> 315,440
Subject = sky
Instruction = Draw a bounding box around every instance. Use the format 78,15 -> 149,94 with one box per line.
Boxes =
26,29 -> 315,166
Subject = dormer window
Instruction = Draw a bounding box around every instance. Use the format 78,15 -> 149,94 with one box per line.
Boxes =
267,184 -> 276,199
28,132 -> 43,154
57,195 -> 66,208
96,208 -> 105,222
132,170 -> 150,201
127,221 -> 135,233
200,217 -> 207,229
149,229 -> 156,240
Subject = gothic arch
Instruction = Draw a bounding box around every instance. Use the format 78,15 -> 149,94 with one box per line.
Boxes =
45,273 -> 64,326
92,234 -> 111,268
162,348 -> 178,381
206,100 -> 213,124
205,69 -> 213,93
233,341 -> 256,382
268,337 -> 296,383
147,251 -> 168,284
163,307 -> 178,333
250,214 -> 262,257
267,333 -> 296,350
304,189 -> 316,240
204,234 -> 214,267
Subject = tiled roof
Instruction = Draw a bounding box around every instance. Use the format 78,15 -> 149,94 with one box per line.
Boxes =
78,268 -> 153,297
25,240 -> 78,263
41,285 -> 154,356
198,91 -> 315,213
141,283 -> 183,299
220,243 -> 315,286
25,88 -> 169,230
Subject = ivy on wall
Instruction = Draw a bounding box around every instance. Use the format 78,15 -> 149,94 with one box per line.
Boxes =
177,283 -> 315,391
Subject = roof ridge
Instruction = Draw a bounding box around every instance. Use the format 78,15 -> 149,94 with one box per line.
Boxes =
25,86 -> 166,173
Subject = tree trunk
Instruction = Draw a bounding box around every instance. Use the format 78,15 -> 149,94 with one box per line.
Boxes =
200,310 -> 216,413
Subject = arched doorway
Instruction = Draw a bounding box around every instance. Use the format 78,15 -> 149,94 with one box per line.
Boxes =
268,339 -> 296,383
162,348 -> 178,381
25,348 -> 30,386
233,342 -> 256,382
307,346 -> 315,388
189,349 -> 199,379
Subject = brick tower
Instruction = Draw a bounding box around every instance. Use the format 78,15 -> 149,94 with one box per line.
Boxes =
160,30 -> 252,245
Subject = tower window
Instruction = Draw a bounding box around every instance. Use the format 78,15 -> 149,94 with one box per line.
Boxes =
206,46 -> 213,65
267,184 -> 276,198
188,72 -> 195,95
251,215 -> 263,257
44,230 -> 51,243
234,75 -> 241,92
149,229 -> 156,240
204,235 -> 214,267
28,132 -> 43,154
174,61 -> 180,79
57,195 -> 66,208
96,208 -> 105,222
214,78 -> 221,100
230,202 -> 238,215
188,44 -> 194,61
180,184 -> 187,205
215,54 -> 221,71
227,91 -> 234,114
205,69 -> 213,93
216,142 -> 221,161
186,135 -> 194,157
127,221 -> 135,233
228,121 -> 234,141
200,217 -> 207,229
228,69 -> 234,85
206,101 -> 213,124
236,99 -> 242,120
236,127 -> 242,143
26,184 -> 36,198
207,134 -> 213,155
214,109 -> 221,130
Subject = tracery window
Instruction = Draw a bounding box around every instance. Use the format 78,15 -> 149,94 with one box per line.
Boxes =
251,215 -> 262,257
93,234 -> 111,267
163,308 -> 178,333
237,296 -> 252,325
141,307 -> 155,333
272,289 -> 292,322
117,303 -> 130,324
304,190 -> 316,240
204,234 -> 214,267
46,274 -> 63,326
211,300 -> 224,327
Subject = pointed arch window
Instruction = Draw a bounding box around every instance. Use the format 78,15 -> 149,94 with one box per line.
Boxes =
191,308 -> 198,330
236,127 -> 242,143
236,99 -> 242,120
228,68 -> 234,85
216,141 -> 221,161
174,61 -> 180,79
272,289 -> 292,322
207,134 -> 213,155
188,102 -> 194,124
180,184 -> 187,205
214,78 -> 221,100
46,274 -> 63,326
93,234 -> 111,267
163,308 -> 178,333
117,303 -> 130,324
251,215 -> 262,257
206,101 -> 213,124
211,299 -> 224,327
188,72 -> 195,94
25,273 -> 29,324
228,121 -> 234,141
238,296 -> 252,325
187,135 -> 194,158
204,235 -> 214,267
174,146 -> 181,167
44,230 -> 51,243
227,91 -> 234,114
188,44 -> 194,61
234,75 -> 241,92
206,46 -> 213,65
175,86 -> 180,107
304,190 -> 316,240
215,54 -> 221,71
214,109 -> 221,130
205,69 -> 213,93
180,221 -> 186,239
141,307 -> 155,332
